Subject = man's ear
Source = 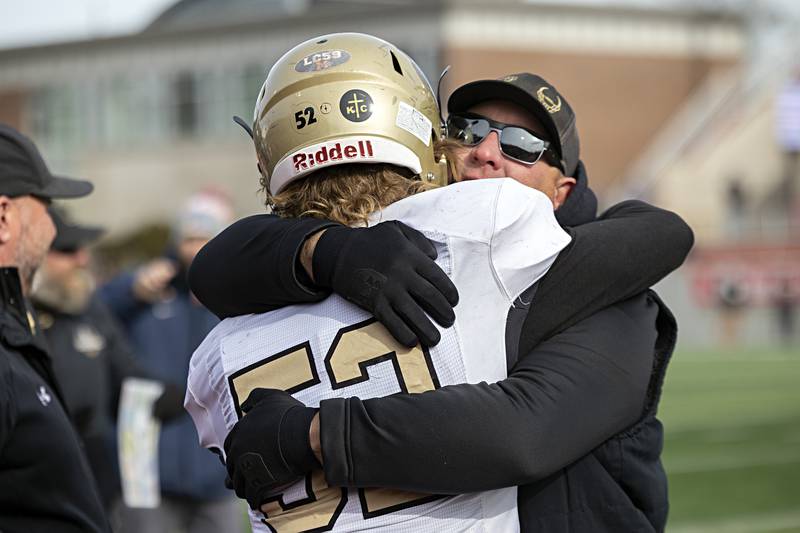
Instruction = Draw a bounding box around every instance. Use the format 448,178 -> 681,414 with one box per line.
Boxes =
0,196 -> 13,244
553,176 -> 576,210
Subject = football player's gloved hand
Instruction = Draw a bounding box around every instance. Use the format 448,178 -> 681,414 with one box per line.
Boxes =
223,388 -> 319,510
312,221 -> 459,347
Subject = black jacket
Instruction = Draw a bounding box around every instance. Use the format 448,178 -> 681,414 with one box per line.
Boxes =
34,295 -> 145,505
189,193 -> 693,531
514,291 -> 673,532
0,268 -> 110,533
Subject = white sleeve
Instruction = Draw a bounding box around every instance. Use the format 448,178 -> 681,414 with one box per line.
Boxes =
184,378 -> 215,449
489,180 -> 571,301
185,329 -> 229,456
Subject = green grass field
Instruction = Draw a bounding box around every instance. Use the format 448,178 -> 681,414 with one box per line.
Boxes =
661,347 -> 800,533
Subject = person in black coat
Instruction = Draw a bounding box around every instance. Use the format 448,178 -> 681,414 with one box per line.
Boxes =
31,207 -> 184,507
0,123 -> 110,533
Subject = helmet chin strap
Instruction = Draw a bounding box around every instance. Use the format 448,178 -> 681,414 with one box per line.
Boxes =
435,66 -> 454,184
233,115 -> 254,139
436,65 -> 451,139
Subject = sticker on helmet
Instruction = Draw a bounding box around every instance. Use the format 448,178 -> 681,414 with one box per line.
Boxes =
294,106 -> 318,130
270,135 -> 424,195
291,139 -> 375,174
396,102 -> 432,146
340,90 -> 373,122
295,50 -> 351,72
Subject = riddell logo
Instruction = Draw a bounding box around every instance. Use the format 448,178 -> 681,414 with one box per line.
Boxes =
293,140 -> 375,172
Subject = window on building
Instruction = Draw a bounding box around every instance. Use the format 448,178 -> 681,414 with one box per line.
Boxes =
28,85 -> 78,148
174,72 -> 198,137
240,64 -> 266,116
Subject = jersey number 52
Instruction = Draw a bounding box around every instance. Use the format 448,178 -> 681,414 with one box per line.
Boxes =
228,318 -> 442,532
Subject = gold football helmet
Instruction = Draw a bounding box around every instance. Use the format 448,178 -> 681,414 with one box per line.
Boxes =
253,33 -> 446,196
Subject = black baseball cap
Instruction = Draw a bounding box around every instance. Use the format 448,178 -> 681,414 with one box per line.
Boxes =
0,124 -> 93,199
448,73 -> 580,177
48,206 -> 105,253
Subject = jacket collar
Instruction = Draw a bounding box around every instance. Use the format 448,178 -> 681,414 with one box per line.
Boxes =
555,160 -> 598,227
1,266 -> 68,407
0,267 -> 39,344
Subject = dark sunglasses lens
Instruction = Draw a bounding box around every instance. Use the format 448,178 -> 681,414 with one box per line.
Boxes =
447,116 -> 489,146
499,127 -> 546,163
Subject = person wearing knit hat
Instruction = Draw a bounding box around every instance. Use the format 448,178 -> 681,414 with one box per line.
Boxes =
172,189 -> 235,285
128,189 -> 234,305
173,189 -> 236,243
98,189 -> 241,533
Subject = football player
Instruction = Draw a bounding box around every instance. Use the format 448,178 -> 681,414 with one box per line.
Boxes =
186,32 -> 569,532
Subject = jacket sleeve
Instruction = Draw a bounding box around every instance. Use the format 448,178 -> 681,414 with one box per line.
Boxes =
188,214 -> 339,319
319,292 -> 659,493
518,200 -> 693,355
97,272 -> 145,324
0,356 -> 16,452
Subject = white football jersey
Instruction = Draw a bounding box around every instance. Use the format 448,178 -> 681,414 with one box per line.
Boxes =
186,178 -> 571,533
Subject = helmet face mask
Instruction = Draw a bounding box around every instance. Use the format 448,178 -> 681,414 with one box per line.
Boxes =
252,33 -> 447,197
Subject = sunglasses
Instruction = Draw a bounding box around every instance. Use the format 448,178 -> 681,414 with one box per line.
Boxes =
446,113 -> 560,167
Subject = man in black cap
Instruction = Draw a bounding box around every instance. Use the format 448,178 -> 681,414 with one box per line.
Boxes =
0,124 -> 110,532
31,207 -> 185,511
446,73 -> 593,226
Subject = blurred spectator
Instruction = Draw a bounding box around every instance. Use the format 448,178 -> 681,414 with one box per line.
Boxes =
100,189 -> 240,533
717,276 -> 749,346
773,279 -> 797,347
31,206 -> 184,509
726,178 -> 747,239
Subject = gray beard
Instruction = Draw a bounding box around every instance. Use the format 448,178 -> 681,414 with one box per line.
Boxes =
16,260 -> 38,295
31,268 -> 94,315
16,227 -> 50,295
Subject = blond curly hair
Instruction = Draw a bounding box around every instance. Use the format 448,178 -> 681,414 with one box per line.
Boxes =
266,140 -> 461,226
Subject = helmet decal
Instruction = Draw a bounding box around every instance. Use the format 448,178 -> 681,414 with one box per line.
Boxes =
339,90 -> 373,123
295,50 -> 351,72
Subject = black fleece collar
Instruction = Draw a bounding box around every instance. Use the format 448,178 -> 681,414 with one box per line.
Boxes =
0,267 -> 36,343
0,266 -> 69,408
555,160 -> 597,227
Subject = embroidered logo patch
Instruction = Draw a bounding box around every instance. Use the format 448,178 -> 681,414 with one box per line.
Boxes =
37,386 -> 51,406
536,86 -> 562,114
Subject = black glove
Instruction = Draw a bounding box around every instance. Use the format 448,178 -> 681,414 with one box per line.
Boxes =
152,383 -> 185,422
223,388 -> 319,510
312,221 -> 459,347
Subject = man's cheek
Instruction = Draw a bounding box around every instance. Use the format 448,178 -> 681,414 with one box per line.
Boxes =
451,159 -> 469,182
41,221 -> 56,251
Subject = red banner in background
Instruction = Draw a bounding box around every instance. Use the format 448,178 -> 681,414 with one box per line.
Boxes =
688,244 -> 800,307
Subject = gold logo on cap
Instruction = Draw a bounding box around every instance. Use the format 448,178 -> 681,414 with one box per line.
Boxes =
537,87 -> 562,114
